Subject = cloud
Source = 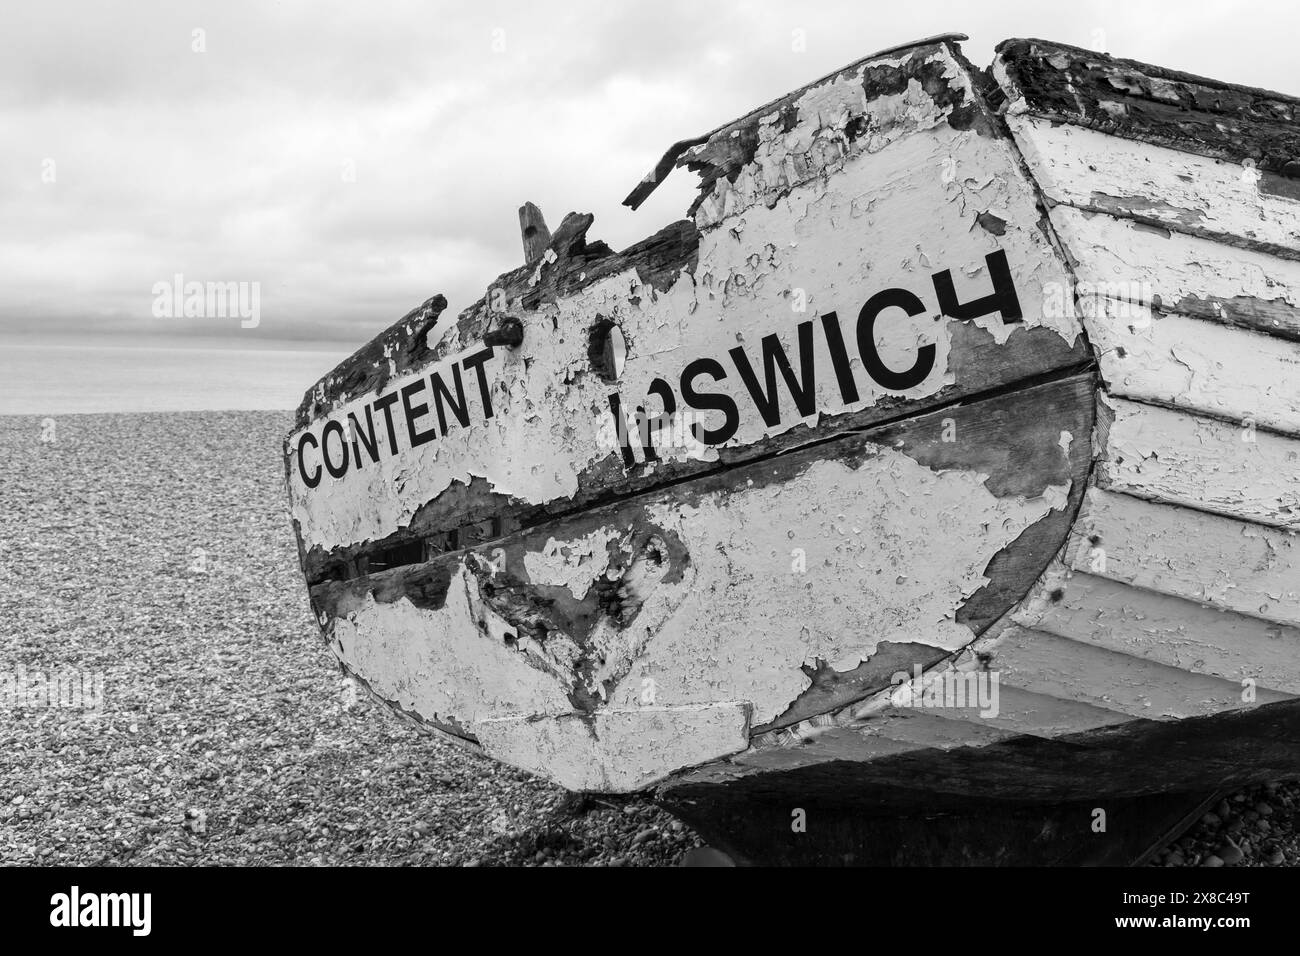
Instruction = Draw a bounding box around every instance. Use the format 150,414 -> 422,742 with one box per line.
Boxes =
2,0 -> 1297,347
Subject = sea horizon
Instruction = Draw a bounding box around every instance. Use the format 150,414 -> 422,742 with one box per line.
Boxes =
0,337 -> 350,415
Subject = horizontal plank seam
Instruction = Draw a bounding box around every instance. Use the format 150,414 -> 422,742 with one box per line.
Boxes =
1069,495 -> 1300,628
1095,387 -> 1300,442
1098,474 -> 1300,537
1041,194 -> 1300,263
1006,626 -> 1297,699
918,693 -> 1135,737
1031,615 -> 1300,684
315,362 -> 1098,588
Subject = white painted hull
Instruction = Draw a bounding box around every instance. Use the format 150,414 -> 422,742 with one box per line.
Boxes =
284,35 -> 1300,807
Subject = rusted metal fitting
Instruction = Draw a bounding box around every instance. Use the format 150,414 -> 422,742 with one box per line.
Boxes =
483,316 -> 524,348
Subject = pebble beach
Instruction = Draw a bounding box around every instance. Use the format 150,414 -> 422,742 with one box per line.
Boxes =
0,411 -> 698,866
1,410 -> 1297,867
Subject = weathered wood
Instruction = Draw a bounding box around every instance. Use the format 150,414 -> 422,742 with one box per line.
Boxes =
284,33 -> 1300,817
755,683 -> 1130,760
753,642 -> 949,737
1067,489 -> 1300,627
1099,397 -> 1300,531
297,323 -> 1089,587
733,725 -> 922,771
1006,115 -> 1300,257
736,712 -> 1018,776
625,34 -> 978,214
995,37 -> 1300,176
300,37 -> 998,436
1026,570 -> 1300,694
1084,306 -> 1300,437
311,376 -> 1092,747
475,703 -> 751,792
919,683 -> 1132,738
518,201 -> 551,266
1051,205 -> 1300,343
290,217 -> 700,433
666,698 -> 1300,806
988,626 -> 1290,719
948,375 -> 1095,632
288,39 -> 1086,583
663,785 -> 1229,866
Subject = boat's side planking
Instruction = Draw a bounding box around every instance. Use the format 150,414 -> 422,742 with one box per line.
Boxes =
1003,118 -> 1300,255
663,39 -> 1300,790
1052,205 -> 1300,342
1083,305 -> 1300,435
1098,397 -> 1300,532
978,37 -> 1300,734
1023,571 -> 1300,694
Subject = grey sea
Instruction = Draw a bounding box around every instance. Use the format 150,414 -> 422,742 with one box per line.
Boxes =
0,340 -> 350,415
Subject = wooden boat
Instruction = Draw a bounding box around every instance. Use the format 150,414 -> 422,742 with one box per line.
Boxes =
285,35 -> 1300,864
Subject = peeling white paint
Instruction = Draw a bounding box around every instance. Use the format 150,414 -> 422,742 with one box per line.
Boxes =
628,44 -> 1300,794
689,51 -> 966,230
1101,398 -> 1300,531
326,441 -> 1066,777
523,527 -> 621,599
1085,305 -> 1300,436
1007,115 -> 1300,253
331,570 -> 575,726
473,703 -> 751,792
596,445 -> 1065,725
1068,488 -> 1300,627
288,40 -> 1300,795
287,48 -> 1081,555
1050,205 -> 1300,330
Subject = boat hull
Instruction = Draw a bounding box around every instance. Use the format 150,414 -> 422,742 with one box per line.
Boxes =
284,35 -> 1300,819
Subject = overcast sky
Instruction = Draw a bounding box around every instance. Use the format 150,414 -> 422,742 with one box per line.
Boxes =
3,0 -> 1297,349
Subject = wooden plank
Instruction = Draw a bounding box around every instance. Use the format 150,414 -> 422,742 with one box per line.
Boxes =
309,370 -> 1092,613
994,38 -> 1300,176
1029,571 -> 1300,694
517,202 -> 552,266
754,679 -> 1131,749
673,695 -> 1300,806
1099,397 -> 1300,531
851,710 -> 1016,749
1084,305 -> 1300,437
744,711 -> 1018,772
1067,488 -> 1300,627
625,35 -> 979,213
1006,115 -> 1300,256
733,725 -> 923,771
284,37 -> 1300,801
1050,205 -> 1300,342
295,318 -> 1089,582
901,681 -> 1132,738
988,626 -> 1291,719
